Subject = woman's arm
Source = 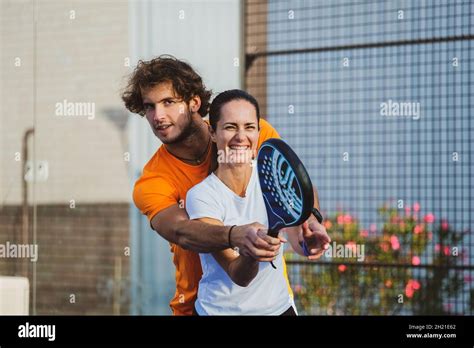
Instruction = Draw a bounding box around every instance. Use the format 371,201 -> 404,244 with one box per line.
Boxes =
196,217 -> 261,287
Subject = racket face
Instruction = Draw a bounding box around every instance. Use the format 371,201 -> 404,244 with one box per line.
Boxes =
257,138 -> 314,233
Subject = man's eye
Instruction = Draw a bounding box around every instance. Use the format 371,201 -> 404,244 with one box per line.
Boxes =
163,100 -> 175,106
144,104 -> 154,111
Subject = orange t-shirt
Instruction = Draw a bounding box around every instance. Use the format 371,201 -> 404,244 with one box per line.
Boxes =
133,118 -> 291,315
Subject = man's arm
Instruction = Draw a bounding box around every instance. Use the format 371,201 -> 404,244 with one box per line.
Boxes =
151,204 -> 282,261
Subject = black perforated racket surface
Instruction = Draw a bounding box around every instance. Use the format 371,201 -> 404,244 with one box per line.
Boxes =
257,138 -> 322,240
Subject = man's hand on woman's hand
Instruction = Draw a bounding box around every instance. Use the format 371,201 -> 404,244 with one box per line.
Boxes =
231,223 -> 286,262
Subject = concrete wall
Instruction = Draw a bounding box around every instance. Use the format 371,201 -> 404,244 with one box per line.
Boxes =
1,0 -> 130,205
0,0 -> 132,315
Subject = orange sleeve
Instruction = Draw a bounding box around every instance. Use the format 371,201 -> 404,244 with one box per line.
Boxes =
258,118 -> 281,145
133,175 -> 179,221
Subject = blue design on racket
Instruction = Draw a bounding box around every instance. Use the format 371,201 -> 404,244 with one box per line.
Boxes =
257,138 -> 323,268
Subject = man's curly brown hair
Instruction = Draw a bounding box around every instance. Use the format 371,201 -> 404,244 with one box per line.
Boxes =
122,55 -> 212,117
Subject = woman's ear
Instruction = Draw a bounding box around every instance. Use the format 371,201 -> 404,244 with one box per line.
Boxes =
209,124 -> 217,143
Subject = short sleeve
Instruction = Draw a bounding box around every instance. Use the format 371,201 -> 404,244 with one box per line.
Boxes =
133,175 -> 179,221
185,184 -> 224,222
258,118 -> 281,147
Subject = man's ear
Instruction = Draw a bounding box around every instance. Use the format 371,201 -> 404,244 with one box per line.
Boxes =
189,95 -> 202,113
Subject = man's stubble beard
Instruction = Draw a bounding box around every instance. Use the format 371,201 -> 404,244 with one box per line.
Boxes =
160,109 -> 201,145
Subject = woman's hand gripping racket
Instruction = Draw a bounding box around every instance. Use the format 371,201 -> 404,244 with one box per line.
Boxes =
257,138 -> 323,268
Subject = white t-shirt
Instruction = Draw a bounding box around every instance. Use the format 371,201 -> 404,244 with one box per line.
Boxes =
186,164 -> 295,315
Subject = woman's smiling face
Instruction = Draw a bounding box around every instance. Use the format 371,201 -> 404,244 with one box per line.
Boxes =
211,99 -> 260,166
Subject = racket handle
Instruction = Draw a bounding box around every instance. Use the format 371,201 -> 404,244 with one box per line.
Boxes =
268,228 -> 280,269
312,208 -> 323,223
268,227 -> 280,238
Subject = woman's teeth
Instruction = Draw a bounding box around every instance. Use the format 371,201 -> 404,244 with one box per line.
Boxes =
229,146 -> 249,150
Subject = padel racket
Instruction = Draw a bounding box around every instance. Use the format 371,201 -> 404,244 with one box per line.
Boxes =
257,138 -> 323,267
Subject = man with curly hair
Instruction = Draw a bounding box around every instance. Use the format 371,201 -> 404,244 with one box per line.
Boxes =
122,55 -> 330,315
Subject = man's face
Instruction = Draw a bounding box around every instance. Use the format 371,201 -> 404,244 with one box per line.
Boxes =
141,82 -> 197,144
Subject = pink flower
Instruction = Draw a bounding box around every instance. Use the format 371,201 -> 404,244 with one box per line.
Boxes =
414,225 -> 423,234
441,220 -> 449,231
413,202 -> 421,212
380,243 -> 389,252
405,280 -> 421,298
343,214 -> 353,224
346,241 -> 357,254
405,283 -> 414,298
424,213 -> 435,224
428,232 -> 433,240
412,256 -> 421,265
405,206 -> 411,216
435,244 -> 441,252
390,215 -> 401,224
411,280 -> 421,290
390,235 -> 400,250
444,246 -> 450,256
370,224 -> 377,233
338,264 -> 347,272
360,230 -> 369,238
337,215 -> 344,225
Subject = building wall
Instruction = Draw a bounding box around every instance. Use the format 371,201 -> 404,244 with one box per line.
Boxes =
1,0 -> 130,205
0,0 -> 132,315
0,204 -> 130,315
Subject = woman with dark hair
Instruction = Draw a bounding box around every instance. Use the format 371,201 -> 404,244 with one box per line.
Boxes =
186,90 -> 319,315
